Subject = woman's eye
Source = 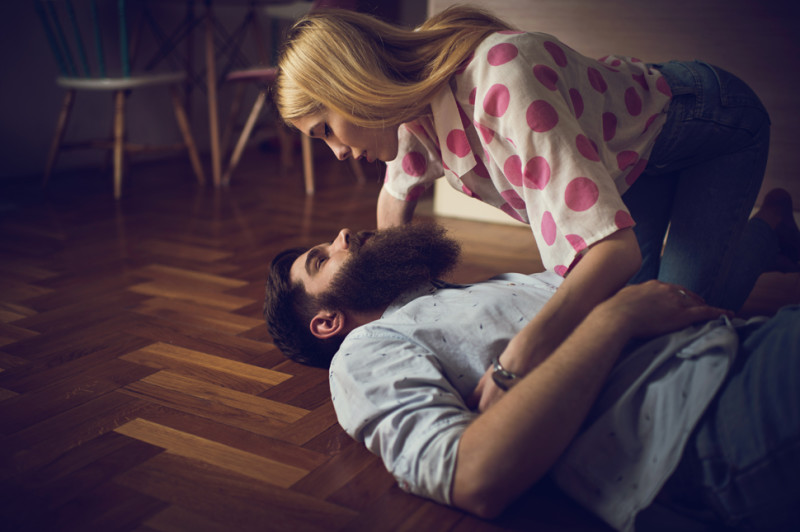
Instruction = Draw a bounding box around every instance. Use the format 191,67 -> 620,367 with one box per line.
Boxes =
323,124 -> 332,138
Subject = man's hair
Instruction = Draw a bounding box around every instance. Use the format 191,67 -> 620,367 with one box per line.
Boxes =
263,247 -> 341,368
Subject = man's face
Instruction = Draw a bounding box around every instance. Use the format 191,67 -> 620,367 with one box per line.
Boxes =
289,228 -> 370,299
290,224 -> 461,314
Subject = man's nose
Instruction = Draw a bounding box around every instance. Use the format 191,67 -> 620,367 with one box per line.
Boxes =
332,228 -> 352,251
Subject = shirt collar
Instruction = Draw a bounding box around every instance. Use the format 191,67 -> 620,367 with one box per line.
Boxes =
430,86 -> 479,178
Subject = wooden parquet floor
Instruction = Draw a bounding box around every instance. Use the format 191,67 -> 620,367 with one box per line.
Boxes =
1,144 -> 798,531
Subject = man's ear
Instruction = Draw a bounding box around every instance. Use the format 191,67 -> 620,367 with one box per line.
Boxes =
309,309 -> 347,340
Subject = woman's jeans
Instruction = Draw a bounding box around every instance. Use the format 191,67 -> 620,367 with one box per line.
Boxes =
623,61 -> 772,310
637,306 -> 800,531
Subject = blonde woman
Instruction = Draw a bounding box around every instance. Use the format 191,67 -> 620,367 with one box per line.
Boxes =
276,6 -> 793,401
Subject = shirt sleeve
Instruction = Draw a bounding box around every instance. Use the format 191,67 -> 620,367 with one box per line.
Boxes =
329,335 -> 476,504
382,121 -> 445,203
468,34 -> 636,274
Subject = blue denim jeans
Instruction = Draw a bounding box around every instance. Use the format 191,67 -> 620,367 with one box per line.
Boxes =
638,306 -> 800,531
623,61 -> 772,310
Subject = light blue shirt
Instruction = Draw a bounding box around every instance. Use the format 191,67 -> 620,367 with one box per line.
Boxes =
329,272 -> 738,531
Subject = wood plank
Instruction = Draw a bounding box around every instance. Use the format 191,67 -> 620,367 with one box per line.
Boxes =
116,452 -> 357,532
121,371 -> 309,438
133,263 -> 249,288
116,418 -> 309,487
133,297 -> 264,335
121,342 -> 291,394
128,280 -> 254,311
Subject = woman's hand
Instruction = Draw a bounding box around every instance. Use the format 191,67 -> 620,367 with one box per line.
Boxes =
596,280 -> 733,339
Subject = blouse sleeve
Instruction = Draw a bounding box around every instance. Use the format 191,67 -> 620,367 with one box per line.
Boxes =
382,121 -> 445,203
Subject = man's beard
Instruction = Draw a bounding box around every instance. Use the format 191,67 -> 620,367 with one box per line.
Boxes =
318,223 -> 461,313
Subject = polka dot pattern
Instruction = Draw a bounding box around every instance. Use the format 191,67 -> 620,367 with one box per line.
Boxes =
488,43 -> 518,66
625,87 -> 642,116
473,157 -> 491,179
569,88 -> 584,119
526,100 -> 558,132
402,151 -> 427,177
541,211 -> 557,245
616,150 -> 638,171
656,76 -> 672,97
587,67 -> 608,93
504,155 -> 523,186
576,134 -> 600,162
566,234 -> 587,252
475,122 -> 495,144
484,84 -> 510,117
615,209 -> 635,229
544,41 -> 567,67
501,188 -> 526,209
385,31 -> 673,278
624,158 -> 649,186
406,184 -> 425,203
603,112 -> 618,141
534,64 -> 559,91
500,203 -> 526,223
524,156 -> 551,190
565,177 -> 599,212
446,129 -> 470,157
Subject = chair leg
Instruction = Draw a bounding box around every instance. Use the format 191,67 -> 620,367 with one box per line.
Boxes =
169,85 -> 206,185
113,90 -> 126,200
43,90 -> 76,188
222,89 -> 267,185
302,134 -> 314,195
220,82 -> 246,157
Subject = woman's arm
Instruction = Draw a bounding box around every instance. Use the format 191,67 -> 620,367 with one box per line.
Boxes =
452,279 -> 729,518
377,185 -> 418,228
470,227 -> 642,411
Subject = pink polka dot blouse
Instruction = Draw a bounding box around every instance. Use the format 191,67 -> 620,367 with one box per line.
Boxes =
383,31 -> 672,275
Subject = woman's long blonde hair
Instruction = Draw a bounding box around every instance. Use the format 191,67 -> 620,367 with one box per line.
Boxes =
275,5 -> 514,128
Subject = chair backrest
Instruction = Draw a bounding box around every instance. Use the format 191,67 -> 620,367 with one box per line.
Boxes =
35,0 -> 134,79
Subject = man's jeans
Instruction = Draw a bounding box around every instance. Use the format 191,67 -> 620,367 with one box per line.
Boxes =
623,61 -> 772,310
639,306 -> 800,530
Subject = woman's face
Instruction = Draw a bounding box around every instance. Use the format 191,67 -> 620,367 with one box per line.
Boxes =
292,108 -> 400,164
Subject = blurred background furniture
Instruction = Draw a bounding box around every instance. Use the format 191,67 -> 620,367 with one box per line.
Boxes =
220,0 -> 366,194
36,0 -> 206,199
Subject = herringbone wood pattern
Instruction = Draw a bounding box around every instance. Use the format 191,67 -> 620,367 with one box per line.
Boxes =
1,142 -> 798,531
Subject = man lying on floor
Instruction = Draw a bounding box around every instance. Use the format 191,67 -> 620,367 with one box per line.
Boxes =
263,223 -> 799,531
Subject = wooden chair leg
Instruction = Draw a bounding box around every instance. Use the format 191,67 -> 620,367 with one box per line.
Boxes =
43,90 -> 76,188
169,85 -> 206,185
112,90 -> 126,200
301,134 -> 314,195
220,82 -> 246,157
222,89 -> 267,185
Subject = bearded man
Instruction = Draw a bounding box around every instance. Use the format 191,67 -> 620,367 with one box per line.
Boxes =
263,223 -> 799,531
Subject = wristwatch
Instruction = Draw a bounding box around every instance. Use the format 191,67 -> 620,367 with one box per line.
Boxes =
491,356 -> 520,391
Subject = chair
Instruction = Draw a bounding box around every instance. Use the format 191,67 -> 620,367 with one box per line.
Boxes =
36,0 -> 206,199
220,0 -> 366,194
